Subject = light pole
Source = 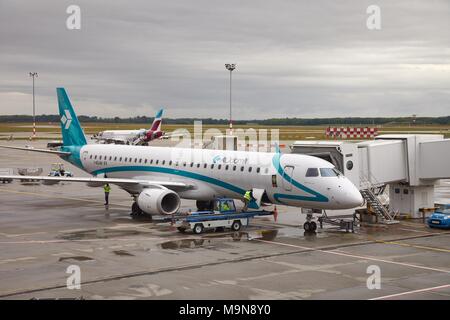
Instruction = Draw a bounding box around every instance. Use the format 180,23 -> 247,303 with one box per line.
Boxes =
225,63 -> 236,135
29,72 -> 38,138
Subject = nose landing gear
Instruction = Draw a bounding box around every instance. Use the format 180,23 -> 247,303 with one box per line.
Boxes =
303,213 -> 317,232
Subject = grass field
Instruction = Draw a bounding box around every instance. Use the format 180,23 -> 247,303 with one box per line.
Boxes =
0,122 -> 449,140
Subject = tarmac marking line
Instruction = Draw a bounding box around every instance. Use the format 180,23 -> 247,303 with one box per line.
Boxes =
255,239 -> 450,274
0,231 -> 47,238
0,256 -> 36,265
374,239 -> 450,253
57,223 -> 153,234
255,239 -> 311,250
398,228 -> 433,234
1,234 -> 449,298
370,284 -> 450,300
327,249 -> 450,274
0,187 -> 129,207
0,237 -> 172,244
50,252 -> 75,257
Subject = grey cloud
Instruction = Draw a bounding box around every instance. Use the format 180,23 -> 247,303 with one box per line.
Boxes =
0,0 -> 449,119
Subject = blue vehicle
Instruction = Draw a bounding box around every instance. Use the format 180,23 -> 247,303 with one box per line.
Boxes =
174,198 -> 277,234
427,205 -> 450,229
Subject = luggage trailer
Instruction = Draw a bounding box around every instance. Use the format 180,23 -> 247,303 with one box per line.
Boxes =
170,198 -> 277,234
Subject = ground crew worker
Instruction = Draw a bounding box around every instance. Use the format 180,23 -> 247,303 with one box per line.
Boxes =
221,201 -> 231,212
243,190 -> 253,212
104,183 -> 111,206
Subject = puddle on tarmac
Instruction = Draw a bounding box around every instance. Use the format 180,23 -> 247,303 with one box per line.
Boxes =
159,229 -> 280,250
160,238 -> 213,250
130,215 -> 154,222
113,217 -> 153,224
58,256 -> 94,262
57,229 -> 142,240
158,227 -> 342,250
113,250 -> 135,256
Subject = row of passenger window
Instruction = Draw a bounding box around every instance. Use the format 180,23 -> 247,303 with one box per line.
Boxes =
89,154 -> 268,174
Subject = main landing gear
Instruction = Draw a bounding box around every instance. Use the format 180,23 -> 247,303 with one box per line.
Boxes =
131,202 -> 142,215
303,213 -> 317,232
130,201 -> 152,220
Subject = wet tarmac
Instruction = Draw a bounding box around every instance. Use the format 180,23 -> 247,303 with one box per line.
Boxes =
0,140 -> 449,300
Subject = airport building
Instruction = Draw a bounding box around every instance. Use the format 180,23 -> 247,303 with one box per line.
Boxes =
291,134 -> 450,219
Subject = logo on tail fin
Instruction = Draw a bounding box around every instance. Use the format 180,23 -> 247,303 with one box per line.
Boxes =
150,108 -> 163,131
61,110 -> 72,129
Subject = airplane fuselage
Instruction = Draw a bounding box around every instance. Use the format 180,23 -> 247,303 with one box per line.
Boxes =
97,129 -> 164,144
65,144 -> 363,210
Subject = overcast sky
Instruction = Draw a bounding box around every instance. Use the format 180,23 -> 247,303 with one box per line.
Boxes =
0,0 -> 449,119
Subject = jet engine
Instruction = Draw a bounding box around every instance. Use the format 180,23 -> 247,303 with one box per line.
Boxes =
137,188 -> 181,215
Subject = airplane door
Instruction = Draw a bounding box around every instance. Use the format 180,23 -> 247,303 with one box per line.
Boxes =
82,150 -> 88,161
251,188 -> 265,209
282,166 -> 294,191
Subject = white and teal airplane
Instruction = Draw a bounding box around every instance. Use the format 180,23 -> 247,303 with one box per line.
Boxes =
0,88 -> 363,228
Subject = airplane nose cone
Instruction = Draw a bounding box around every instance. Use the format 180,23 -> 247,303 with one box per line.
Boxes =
340,180 -> 364,208
347,189 -> 364,207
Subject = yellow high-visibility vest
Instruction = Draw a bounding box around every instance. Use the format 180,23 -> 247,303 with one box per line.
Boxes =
104,185 -> 111,193
244,191 -> 251,201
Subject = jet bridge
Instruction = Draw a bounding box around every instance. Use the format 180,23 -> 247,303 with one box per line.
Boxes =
291,134 -> 450,219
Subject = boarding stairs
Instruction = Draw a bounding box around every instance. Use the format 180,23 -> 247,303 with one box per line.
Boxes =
131,134 -> 148,146
360,174 -> 398,224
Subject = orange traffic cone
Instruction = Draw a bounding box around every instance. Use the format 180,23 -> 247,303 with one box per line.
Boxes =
273,206 -> 278,222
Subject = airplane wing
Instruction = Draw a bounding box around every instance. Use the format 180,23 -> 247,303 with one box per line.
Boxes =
108,139 -> 129,145
95,138 -> 129,145
0,145 -> 71,155
161,132 -> 188,140
0,175 -> 192,191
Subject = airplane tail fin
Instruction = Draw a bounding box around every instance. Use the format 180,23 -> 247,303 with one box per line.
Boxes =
57,88 -> 87,147
150,108 -> 163,131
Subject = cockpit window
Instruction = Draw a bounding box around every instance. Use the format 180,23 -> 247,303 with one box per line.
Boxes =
305,168 -> 319,177
320,168 -> 339,177
333,168 -> 342,176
